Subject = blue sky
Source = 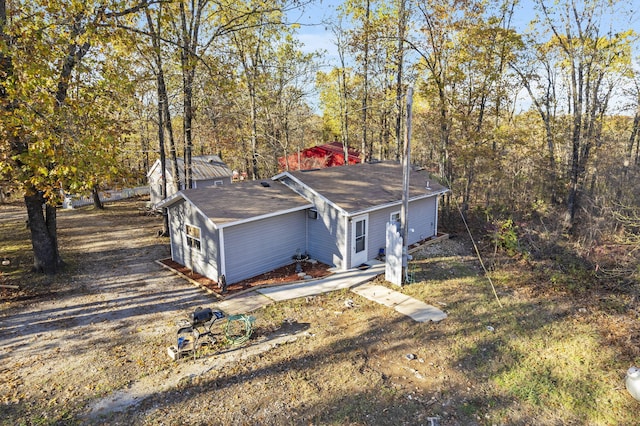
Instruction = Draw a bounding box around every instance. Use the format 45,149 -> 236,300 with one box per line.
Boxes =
288,0 -> 341,60
288,0 -> 640,114
290,0 -> 640,64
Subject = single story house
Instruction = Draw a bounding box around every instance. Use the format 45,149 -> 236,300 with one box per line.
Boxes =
148,155 -> 233,206
277,141 -> 361,172
157,161 -> 448,285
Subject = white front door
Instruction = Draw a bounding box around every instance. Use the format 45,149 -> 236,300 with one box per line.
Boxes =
351,214 -> 369,267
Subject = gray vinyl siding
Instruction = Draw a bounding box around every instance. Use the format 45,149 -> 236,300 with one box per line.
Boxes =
223,211 -> 307,284
307,201 -> 346,269
193,176 -> 232,188
150,183 -> 162,206
368,207 -> 396,261
365,197 -> 437,261
168,200 -> 220,280
167,200 -> 187,266
280,176 -> 346,269
406,197 -> 437,244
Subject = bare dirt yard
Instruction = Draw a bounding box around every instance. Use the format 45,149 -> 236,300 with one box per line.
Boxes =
1,197 -> 639,425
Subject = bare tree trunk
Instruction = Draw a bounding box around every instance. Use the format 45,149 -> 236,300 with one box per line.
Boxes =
511,62 -> 559,204
158,85 -> 169,235
626,97 -> 640,172
249,82 -> 260,179
25,192 -> 62,274
361,0 -> 371,162
394,0 -> 406,161
178,1 -> 203,189
145,7 -> 170,235
162,76 -> 180,192
341,60 -> 349,165
92,185 -> 104,210
331,24 -> 350,165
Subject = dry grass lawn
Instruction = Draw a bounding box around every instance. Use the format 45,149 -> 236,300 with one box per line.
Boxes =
1,197 -> 639,425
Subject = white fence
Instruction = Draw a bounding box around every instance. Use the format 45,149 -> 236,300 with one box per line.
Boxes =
62,186 -> 150,209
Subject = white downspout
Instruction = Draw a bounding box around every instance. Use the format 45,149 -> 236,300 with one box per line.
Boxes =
344,214 -> 350,270
434,195 -> 440,237
219,228 -> 226,279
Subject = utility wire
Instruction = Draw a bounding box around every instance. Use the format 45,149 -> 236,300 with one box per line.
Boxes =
442,180 -> 503,308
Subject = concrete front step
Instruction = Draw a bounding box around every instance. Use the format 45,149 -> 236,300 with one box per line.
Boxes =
214,261 -> 447,324
256,262 -> 385,302
351,282 -> 447,323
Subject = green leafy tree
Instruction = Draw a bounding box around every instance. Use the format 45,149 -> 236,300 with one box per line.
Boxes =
0,0 -> 149,274
411,0 -> 521,209
261,35 -> 320,173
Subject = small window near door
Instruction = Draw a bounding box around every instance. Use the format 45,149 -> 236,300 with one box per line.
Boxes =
390,211 -> 401,231
355,219 -> 366,252
186,224 -> 201,251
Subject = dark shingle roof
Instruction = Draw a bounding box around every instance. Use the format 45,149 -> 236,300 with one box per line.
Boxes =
180,180 -> 311,227
159,161 -> 448,226
285,161 -> 447,214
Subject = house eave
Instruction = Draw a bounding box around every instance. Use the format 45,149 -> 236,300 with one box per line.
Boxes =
273,172 -> 348,215
154,191 -> 210,225
147,159 -> 160,178
154,191 -> 182,209
345,188 -> 450,217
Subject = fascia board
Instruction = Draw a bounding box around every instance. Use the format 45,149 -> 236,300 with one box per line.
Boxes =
155,191 -> 212,231
147,159 -> 161,177
153,191 -> 182,209
275,172 -> 347,215
346,189 -> 449,217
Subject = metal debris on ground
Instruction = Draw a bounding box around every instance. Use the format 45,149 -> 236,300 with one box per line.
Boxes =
167,307 -> 255,360
426,417 -> 440,426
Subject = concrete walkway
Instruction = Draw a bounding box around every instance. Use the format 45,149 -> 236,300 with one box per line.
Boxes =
214,261 -> 446,323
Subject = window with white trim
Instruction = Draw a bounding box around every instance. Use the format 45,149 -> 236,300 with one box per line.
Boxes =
185,224 -> 202,251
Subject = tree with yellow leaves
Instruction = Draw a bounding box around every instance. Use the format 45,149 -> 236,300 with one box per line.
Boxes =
0,0 -> 151,273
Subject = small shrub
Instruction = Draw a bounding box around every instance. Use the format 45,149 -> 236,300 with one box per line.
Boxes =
489,218 -> 520,257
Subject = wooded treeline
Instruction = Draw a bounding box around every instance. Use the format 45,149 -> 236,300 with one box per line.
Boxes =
1,0 -> 639,274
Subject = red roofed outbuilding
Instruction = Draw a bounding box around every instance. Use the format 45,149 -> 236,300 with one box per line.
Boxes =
278,142 -> 361,171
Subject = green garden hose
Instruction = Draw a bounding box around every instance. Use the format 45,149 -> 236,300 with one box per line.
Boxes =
224,314 -> 255,345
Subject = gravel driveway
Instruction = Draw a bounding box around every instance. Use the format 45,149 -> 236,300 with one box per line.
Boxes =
1,199 -> 219,423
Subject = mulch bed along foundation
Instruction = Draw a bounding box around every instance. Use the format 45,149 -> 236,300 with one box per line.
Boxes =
158,258 -> 333,298
159,234 -> 448,299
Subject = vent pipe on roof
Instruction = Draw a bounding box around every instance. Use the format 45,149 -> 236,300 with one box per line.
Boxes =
260,181 -> 271,187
